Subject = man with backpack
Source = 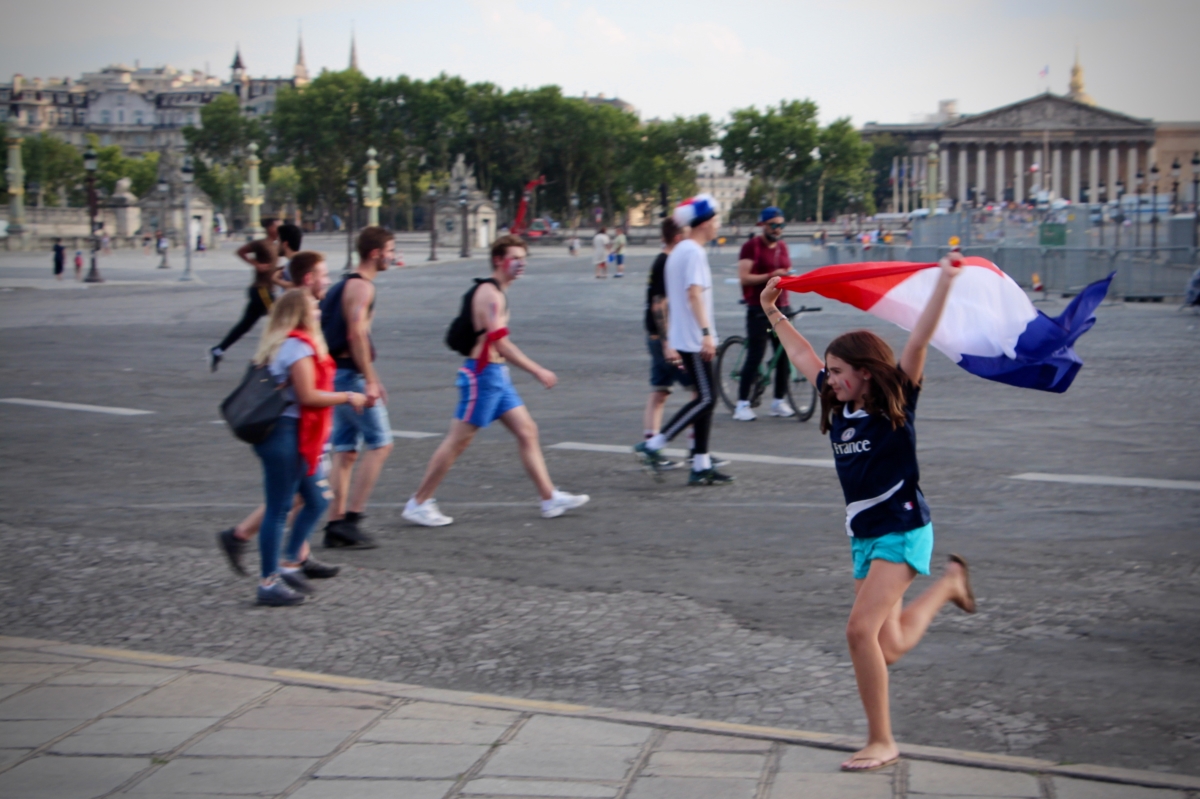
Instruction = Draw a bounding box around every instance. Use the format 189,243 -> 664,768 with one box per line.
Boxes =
319,226 -> 398,548
402,234 -> 589,527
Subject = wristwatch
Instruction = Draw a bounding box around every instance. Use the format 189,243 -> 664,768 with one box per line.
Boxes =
701,327 -> 711,336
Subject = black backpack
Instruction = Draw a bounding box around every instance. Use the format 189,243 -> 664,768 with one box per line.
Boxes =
220,362 -> 289,444
445,278 -> 500,356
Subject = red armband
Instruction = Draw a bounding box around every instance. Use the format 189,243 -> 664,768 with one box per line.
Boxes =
475,327 -> 510,373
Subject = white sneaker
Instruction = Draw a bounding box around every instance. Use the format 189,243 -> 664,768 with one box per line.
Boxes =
732,402 -> 757,421
541,489 -> 590,519
402,497 -> 453,527
770,398 -> 796,418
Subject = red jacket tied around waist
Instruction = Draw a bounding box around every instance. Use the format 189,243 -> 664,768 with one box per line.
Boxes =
287,329 -> 335,475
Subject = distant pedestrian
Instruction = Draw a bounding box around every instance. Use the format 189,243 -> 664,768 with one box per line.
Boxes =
52,239 -> 65,280
209,219 -> 281,372
142,233 -> 152,254
641,217 -> 689,470
319,226 -> 400,549
248,289 -> 367,606
73,250 -> 83,280
612,227 -> 627,277
403,234 -> 589,527
593,226 -> 611,279
101,233 -> 112,255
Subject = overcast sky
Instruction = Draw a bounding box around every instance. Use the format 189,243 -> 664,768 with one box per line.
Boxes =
5,0 -> 1198,125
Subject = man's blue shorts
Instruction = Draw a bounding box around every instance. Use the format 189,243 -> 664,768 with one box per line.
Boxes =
456,361 -> 524,428
331,369 -> 394,452
614,253 -> 625,266
647,336 -> 693,393
850,522 -> 933,580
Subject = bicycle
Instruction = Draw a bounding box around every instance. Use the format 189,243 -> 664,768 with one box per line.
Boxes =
715,306 -> 821,422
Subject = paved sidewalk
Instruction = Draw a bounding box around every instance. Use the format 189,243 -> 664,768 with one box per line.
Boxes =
0,637 -> 1195,799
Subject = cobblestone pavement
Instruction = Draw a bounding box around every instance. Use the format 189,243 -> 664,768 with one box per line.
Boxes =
1,248 -> 1198,777
2,637 -> 1197,799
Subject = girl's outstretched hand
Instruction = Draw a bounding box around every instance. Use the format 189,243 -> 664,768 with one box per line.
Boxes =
939,252 -> 965,278
760,276 -> 784,310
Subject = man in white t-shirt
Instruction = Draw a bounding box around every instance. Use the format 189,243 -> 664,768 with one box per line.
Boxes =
633,194 -> 732,485
593,226 -> 611,279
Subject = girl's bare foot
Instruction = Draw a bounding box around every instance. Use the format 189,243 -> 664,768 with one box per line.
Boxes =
841,741 -> 900,772
946,554 -> 976,613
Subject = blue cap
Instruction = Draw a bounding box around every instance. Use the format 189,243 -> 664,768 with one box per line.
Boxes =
759,206 -> 783,224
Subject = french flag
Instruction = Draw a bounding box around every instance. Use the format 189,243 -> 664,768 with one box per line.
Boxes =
777,257 -> 1113,393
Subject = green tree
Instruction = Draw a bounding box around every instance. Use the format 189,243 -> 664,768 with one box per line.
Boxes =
813,118 -> 873,222
866,132 -> 909,213
629,115 -> 714,216
87,134 -> 159,198
721,100 -> 819,205
266,164 -> 301,218
21,134 -> 83,206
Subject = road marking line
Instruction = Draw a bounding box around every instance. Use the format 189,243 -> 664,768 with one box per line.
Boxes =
0,398 -> 154,416
272,669 -> 376,686
466,695 -> 591,712
391,429 -> 441,439
549,441 -> 835,468
1010,473 -> 1200,491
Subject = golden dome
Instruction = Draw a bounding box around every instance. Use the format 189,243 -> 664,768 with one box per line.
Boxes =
1067,50 -> 1095,106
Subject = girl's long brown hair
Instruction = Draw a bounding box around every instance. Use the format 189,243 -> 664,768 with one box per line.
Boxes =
818,330 -> 914,434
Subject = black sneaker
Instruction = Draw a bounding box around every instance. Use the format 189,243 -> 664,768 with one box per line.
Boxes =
301,557 -> 340,579
278,570 -> 316,595
256,579 -> 305,607
323,518 -> 378,550
218,528 -> 246,576
688,468 -> 735,486
633,441 -> 672,471
208,347 -> 223,373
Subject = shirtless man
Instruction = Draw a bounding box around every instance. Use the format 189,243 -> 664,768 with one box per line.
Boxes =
403,235 -> 589,526
210,218 -> 281,371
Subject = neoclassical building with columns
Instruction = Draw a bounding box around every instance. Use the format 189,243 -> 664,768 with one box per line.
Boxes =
863,60 -> 1199,210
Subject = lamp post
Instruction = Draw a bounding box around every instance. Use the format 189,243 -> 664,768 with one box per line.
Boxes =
4,136 -> 25,242
157,177 -> 170,268
345,178 -> 357,271
387,179 -> 398,230
1149,163 -> 1159,252
82,146 -> 103,282
926,142 -> 940,213
1169,158 -> 1180,214
363,148 -> 381,227
1134,169 -> 1144,248
459,182 -> 469,258
180,156 -> 195,282
1114,180 -> 1125,249
1097,180 -> 1106,246
244,141 -> 263,236
427,186 -> 438,261
570,192 -> 579,238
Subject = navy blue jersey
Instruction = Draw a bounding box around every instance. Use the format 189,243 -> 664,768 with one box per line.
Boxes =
818,369 -> 931,538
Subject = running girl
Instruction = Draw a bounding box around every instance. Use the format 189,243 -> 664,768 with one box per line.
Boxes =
760,254 -> 976,772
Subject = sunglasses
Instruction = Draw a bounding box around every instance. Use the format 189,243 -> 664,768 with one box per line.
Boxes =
766,222 -> 785,230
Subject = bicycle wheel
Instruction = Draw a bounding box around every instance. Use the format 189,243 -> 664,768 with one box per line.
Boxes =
786,366 -> 818,422
715,336 -> 748,412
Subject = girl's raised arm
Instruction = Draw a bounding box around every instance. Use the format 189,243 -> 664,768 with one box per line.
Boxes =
760,277 -> 823,385
899,254 -> 963,384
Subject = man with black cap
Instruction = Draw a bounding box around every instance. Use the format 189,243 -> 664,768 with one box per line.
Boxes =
732,206 -> 794,421
633,194 -> 733,486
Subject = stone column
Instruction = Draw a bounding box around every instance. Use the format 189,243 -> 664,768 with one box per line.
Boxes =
5,137 -> 26,243
957,146 -> 968,204
996,145 -> 1006,204
1070,145 -> 1081,204
1050,147 -> 1061,199
1108,145 -> 1120,198
1089,145 -> 1100,204
244,142 -> 263,236
1014,147 -> 1025,203
363,147 -> 382,227
974,145 -> 986,203
1127,145 -> 1139,199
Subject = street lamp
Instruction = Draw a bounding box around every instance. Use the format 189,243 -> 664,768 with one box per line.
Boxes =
1097,180 -> 1106,246
157,177 -> 170,268
570,192 -> 579,238
387,179 -> 398,230
459,182 -> 469,258
427,185 -> 438,261
1171,158 -> 1181,214
1114,179 -> 1125,249
1134,168 -> 1144,248
1149,163 -> 1159,252
82,146 -> 103,283
180,156 -> 196,282
345,178 -> 357,271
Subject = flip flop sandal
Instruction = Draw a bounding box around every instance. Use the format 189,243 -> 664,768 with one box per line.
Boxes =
840,755 -> 900,773
948,553 -> 977,614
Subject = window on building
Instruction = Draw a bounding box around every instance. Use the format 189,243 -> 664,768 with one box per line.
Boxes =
135,110 -> 144,125
118,109 -> 125,123
101,109 -> 111,124
0,109 -> 7,121
186,112 -> 194,125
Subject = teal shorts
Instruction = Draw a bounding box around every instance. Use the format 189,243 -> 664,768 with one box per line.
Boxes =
850,522 -> 933,580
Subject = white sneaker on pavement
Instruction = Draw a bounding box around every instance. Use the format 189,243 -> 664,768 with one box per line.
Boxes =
770,398 -> 796,418
402,497 -> 454,527
541,489 -> 590,519
732,401 -> 757,421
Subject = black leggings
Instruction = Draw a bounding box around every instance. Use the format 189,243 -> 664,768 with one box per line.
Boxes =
739,306 -> 790,401
217,285 -> 274,352
660,350 -> 715,455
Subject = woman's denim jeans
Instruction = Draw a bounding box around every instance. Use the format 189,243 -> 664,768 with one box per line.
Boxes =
253,417 -> 329,579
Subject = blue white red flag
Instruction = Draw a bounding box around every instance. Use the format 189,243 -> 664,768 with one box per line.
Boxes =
889,162 -> 897,184
776,258 -> 1112,393
1039,65 -> 1049,78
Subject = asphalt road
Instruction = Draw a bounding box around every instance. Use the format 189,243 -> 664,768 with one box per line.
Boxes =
1,239 -> 1198,775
